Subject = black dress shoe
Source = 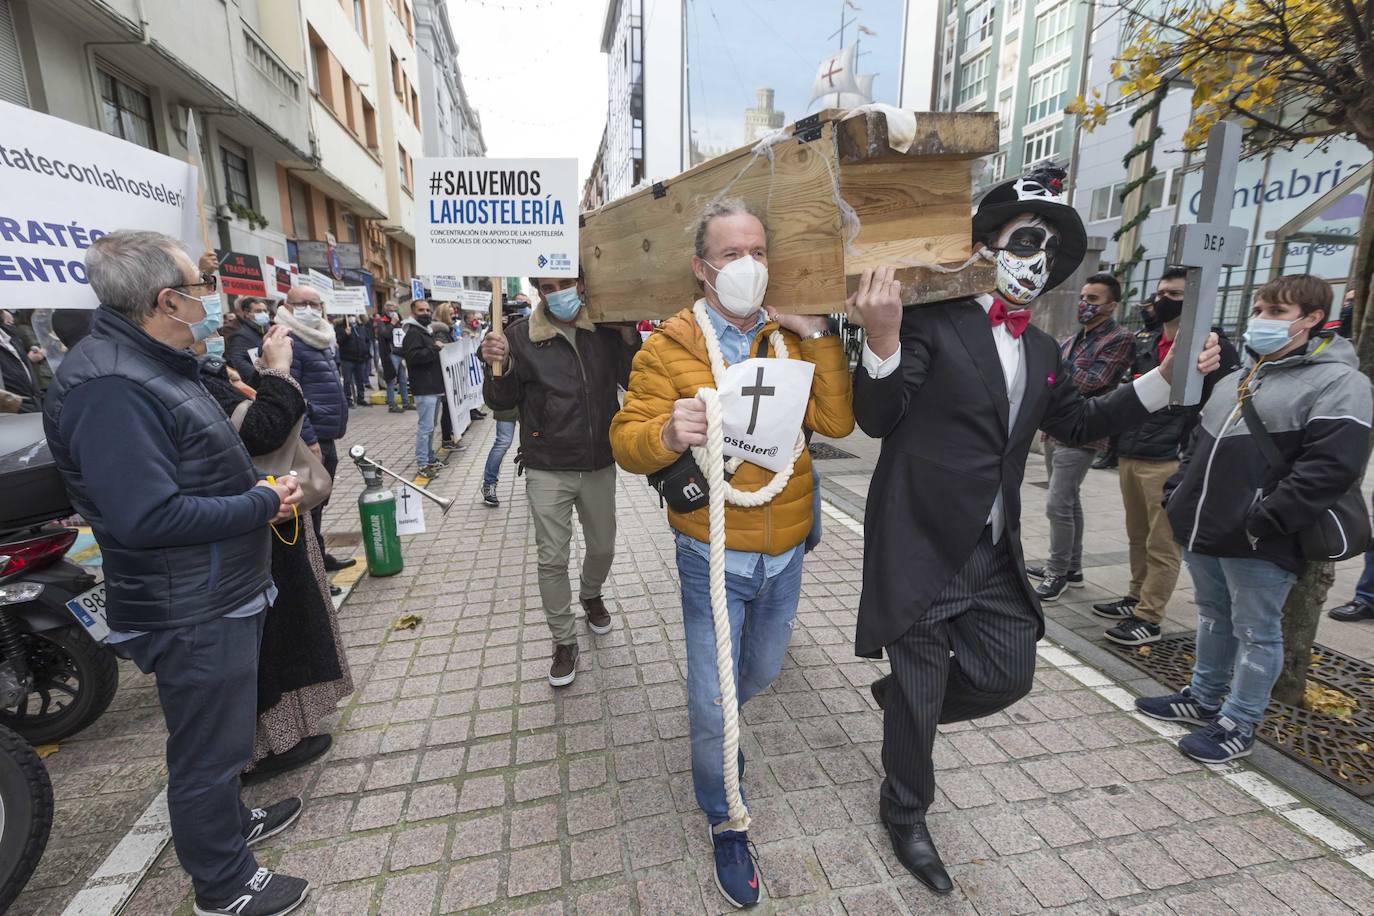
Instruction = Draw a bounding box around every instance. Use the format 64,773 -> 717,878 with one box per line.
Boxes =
323,553 -> 357,572
329,585 -> 342,596
870,674 -> 891,710
1091,452 -> 1118,470
241,734 -> 332,786
882,813 -> 953,895
1329,599 -> 1374,622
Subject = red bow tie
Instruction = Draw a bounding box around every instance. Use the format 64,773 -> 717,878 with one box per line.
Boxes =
988,299 -> 1031,339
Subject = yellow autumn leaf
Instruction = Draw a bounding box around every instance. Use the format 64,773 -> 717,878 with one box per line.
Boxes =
392,613 -> 423,631
35,744 -> 59,759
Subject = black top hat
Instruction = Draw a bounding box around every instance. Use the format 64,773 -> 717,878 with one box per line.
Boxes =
971,163 -> 1088,294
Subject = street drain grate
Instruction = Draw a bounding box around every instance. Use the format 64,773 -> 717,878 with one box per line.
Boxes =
809,443 -> 857,460
1104,633 -> 1374,796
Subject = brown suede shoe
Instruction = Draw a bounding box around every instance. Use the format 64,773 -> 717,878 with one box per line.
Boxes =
583,596 -> 612,634
549,643 -> 579,687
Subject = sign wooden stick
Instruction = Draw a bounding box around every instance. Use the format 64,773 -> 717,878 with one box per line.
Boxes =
490,276 -> 504,378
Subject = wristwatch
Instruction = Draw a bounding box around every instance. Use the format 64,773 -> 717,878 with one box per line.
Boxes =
803,328 -> 835,340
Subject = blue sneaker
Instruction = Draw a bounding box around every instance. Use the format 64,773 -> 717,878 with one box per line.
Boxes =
708,825 -> 760,908
1179,715 -> 1255,764
1135,687 -> 1220,727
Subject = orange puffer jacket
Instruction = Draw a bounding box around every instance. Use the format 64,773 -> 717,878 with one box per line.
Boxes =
610,307 -> 855,554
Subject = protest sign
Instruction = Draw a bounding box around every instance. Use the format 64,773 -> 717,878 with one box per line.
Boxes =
331,285 -> 370,316
440,336 -> 486,441
263,256 -> 298,298
216,250 -> 267,297
456,289 -> 492,313
428,274 -> 465,300
395,484 -> 427,535
716,358 -> 814,473
0,100 -> 198,309
302,269 -> 334,308
416,158 -> 579,279
410,278 -> 425,301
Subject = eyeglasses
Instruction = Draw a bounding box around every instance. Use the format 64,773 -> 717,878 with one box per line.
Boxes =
169,273 -> 218,294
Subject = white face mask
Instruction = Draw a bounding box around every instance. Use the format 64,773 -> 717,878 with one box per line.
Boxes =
704,256 -> 769,318
296,305 -> 322,326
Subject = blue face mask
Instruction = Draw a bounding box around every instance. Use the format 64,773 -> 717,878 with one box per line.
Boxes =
169,290 -> 223,343
253,311 -> 270,328
205,337 -> 225,358
1243,316 -> 1299,356
544,286 -> 583,321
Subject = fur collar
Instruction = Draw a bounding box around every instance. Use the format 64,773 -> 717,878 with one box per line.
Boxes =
528,301 -> 595,343
273,308 -> 335,350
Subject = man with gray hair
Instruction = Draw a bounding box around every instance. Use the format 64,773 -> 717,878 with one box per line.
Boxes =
43,230 -> 312,916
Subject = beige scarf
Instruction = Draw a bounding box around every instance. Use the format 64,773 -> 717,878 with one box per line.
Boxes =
273,307 -> 335,350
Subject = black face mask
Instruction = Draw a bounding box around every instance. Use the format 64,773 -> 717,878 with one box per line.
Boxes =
1153,294 -> 1184,324
415,314 -> 433,327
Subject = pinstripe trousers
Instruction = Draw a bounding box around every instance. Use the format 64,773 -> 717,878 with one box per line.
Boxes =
880,528 -> 1039,824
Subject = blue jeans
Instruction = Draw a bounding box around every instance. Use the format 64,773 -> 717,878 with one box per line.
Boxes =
677,539 -> 802,825
483,420 -> 516,486
414,394 -> 441,468
387,355 -> 409,407
1185,550 -> 1296,730
1355,492 -> 1374,605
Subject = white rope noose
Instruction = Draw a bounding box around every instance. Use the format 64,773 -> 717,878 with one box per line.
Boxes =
687,300 -> 806,834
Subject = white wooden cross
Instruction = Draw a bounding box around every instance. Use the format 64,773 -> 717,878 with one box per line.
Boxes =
1166,120 -> 1248,406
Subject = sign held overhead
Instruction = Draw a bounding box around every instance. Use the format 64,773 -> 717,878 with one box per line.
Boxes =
416,157 -> 579,279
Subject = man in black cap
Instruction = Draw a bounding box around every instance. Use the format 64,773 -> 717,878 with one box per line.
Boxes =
846,164 -> 1223,897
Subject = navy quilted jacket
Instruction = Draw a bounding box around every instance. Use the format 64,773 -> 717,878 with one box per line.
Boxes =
290,336 -> 348,444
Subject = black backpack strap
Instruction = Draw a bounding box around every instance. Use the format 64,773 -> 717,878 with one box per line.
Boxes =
1240,395 -> 1285,471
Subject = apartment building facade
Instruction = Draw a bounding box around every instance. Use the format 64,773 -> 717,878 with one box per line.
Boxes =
599,0 -> 685,202
0,0 -> 440,308
414,0 -> 485,160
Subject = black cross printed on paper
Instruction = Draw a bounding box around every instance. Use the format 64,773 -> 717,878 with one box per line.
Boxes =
742,366 -> 775,435
400,488 -> 413,513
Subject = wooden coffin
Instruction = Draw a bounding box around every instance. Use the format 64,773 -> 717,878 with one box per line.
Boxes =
580,108 -> 998,321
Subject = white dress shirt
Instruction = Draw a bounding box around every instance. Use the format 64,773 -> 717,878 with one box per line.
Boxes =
860,294 -> 1172,538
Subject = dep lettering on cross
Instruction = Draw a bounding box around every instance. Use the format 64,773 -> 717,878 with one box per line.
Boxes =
1166,119 -> 1248,406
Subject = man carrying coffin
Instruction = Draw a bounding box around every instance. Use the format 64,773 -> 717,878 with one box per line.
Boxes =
848,164 -> 1223,897
611,198 -> 854,908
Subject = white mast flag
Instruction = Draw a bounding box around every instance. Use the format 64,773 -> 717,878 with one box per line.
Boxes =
809,45 -> 862,106
833,74 -> 877,111
181,108 -> 210,252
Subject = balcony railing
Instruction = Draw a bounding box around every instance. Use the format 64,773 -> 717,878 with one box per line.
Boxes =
243,26 -> 300,102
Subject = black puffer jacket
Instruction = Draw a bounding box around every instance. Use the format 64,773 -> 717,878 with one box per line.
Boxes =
484,304 -> 639,472
401,318 -> 445,395
1116,327 -> 1240,460
334,318 -> 371,362
225,320 -> 265,386
42,306 -> 277,630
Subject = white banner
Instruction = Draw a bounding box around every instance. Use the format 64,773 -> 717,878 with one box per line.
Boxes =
416,157 -> 579,278
440,336 -> 487,441
0,100 -> 199,309
716,358 -> 814,473
302,269 -> 334,309
331,285 -> 369,315
455,289 -> 492,313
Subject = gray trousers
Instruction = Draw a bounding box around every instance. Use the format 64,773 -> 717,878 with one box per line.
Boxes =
881,529 -> 1038,822
120,612 -> 264,902
526,465 -> 618,646
1043,440 -> 1097,577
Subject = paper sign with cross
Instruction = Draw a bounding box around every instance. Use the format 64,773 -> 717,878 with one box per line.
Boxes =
1166,119 -> 1248,406
717,357 -> 815,473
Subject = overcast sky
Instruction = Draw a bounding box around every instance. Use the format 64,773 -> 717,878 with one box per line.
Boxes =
444,0 -> 609,190
443,0 -> 905,187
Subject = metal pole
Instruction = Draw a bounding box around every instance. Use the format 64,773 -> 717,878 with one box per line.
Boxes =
1065,0 -> 1098,206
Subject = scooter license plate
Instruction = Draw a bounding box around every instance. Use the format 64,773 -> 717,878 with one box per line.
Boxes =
65,584 -> 110,643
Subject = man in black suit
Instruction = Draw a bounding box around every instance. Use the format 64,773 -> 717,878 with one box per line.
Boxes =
847,165 -> 1222,896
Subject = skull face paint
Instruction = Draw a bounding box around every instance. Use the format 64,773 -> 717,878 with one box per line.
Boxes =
990,214 -> 1061,306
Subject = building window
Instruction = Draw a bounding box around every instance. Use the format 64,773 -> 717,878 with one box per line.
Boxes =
1090,184 -> 1121,222
351,0 -> 367,41
287,175 -> 313,238
220,139 -> 252,208
411,88 -> 420,128
1022,123 -> 1060,165
98,70 -> 154,149
963,0 -> 994,51
309,30 -> 332,108
1090,172 -> 1171,222
996,93 -> 1012,133
989,152 -> 1006,183
957,51 -> 990,106
1026,60 -> 1069,122
1032,1 -> 1072,64
362,98 -> 378,148
342,210 -> 359,244
399,144 -> 411,193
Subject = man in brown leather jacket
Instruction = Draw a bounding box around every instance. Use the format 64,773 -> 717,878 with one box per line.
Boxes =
481,275 -> 639,687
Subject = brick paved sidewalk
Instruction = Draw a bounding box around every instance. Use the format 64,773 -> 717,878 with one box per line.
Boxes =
20,408 -> 1374,915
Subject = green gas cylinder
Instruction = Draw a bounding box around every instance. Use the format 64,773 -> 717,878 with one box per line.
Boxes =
357,467 -> 403,576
